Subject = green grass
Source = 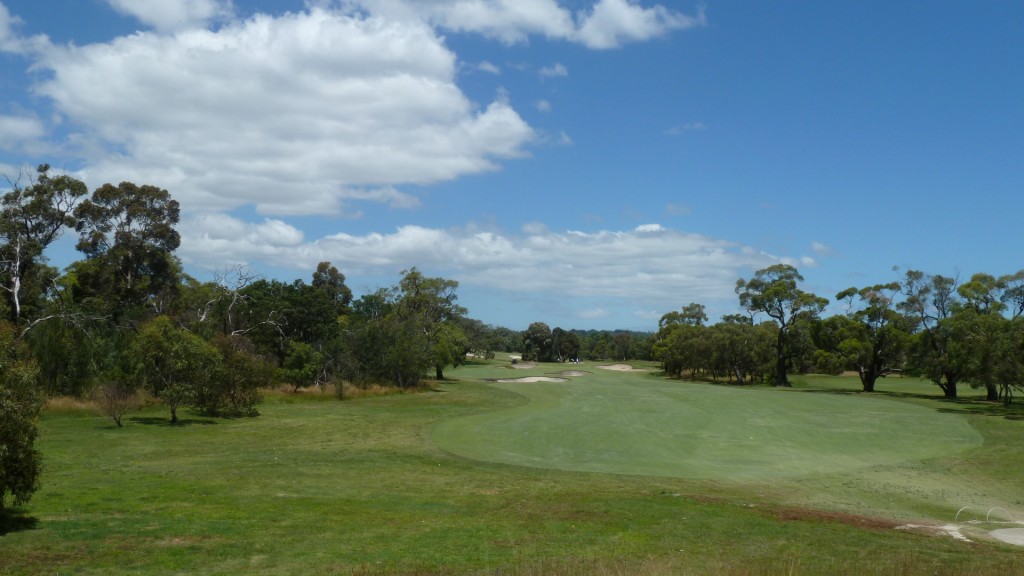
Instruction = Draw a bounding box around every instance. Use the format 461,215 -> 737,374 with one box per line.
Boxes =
2,360 -> 1023,575
434,369 -> 982,483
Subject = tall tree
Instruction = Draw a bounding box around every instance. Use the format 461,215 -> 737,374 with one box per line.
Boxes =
0,164 -> 87,324
73,181 -> 181,322
736,264 -> 828,386
898,270 -> 963,398
833,282 -> 910,392
523,322 -> 553,362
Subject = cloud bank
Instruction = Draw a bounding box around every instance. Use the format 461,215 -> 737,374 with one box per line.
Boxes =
177,217 -> 785,309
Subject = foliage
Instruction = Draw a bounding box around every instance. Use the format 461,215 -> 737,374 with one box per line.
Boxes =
201,335 -> 267,416
829,283 -> 911,391
736,264 -> 828,386
0,322 -> 43,508
522,321 -> 553,361
72,181 -> 181,322
132,316 -> 222,423
0,164 -> 87,324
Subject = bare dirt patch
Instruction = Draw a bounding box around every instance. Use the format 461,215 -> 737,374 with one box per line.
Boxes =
765,505 -> 899,532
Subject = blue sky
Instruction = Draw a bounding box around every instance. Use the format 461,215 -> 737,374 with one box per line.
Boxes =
1,1 -> 1021,331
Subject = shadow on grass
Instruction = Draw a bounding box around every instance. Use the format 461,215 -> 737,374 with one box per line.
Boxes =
128,416 -> 218,427
794,386 -> 1024,420
0,509 -> 39,535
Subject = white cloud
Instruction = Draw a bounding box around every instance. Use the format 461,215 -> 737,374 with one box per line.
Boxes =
574,0 -> 705,49
0,2 -> 18,49
535,99 -> 551,112
341,0 -> 702,49
0,114 -> 46,152
345,0 -> 577,45
27,8 -> 534,216
104,0 -> 233,32
477,60 -> 501,74
539,62 -> 568,77
0,2 -> 48,54
178,217 -> 783,309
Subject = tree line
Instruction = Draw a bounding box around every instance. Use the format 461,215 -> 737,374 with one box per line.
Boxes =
0,166 -> 502,507
654,263 -> 1024,404
3,164 -> 1021,508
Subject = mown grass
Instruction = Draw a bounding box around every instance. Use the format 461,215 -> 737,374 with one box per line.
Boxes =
2,360 -> 1023,575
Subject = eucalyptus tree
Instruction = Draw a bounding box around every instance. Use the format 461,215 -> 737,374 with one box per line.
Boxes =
73,181 -> 181,323
950,273 -> 1010,401
0,164 -> 87,324
736,264 -> 828,386
833,282 -> 911,392
654,304 -> 709,378
898,270 -> 964,398
998,269 -> 1024,319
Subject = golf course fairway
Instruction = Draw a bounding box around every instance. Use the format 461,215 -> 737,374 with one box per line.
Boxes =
433,372 -> 983,481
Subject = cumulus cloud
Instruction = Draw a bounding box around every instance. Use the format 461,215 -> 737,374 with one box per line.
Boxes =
0,114 -> 46,152
574,0 -> 705,49
340,0 -> 703,48
177,217 -> 783,308
27,8 -> 534,216
104,0 -> 233,32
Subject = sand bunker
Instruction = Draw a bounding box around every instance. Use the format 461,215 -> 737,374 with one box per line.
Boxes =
554,370 -> 589,377
493,377 -> 568,383
990,528 -> 1024,546
598,364 -> 651,372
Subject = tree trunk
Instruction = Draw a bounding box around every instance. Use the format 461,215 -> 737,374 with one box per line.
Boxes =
859,366 -> 876,392
435,366 -> 444,380
774,329 -> 789,386
985,382 -> 998,402
941,374 -> 958,399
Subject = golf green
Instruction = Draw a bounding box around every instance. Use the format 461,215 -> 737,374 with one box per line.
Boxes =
433,375 -> 984,480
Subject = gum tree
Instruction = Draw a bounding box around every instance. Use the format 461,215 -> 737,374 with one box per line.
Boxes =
736,264 -> 828,386
0,164 -> 87,324
833,282 -> 910,392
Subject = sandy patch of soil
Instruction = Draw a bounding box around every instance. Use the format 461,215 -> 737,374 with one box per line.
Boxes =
493,377 -> 568,383
897,524 -> 973,543
598,364 -> 651,372
553,370 -> 589,377
990,527 -> 1024,546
